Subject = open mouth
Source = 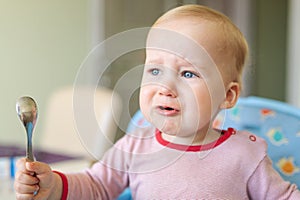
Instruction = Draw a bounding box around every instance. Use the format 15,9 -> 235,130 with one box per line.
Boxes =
159,106 -> 175,111
157,105 -> 180,115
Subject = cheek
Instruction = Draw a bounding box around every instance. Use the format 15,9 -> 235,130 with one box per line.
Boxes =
139,85 -> 153,101
139,86 -> 154,118
188,84 -> 213,118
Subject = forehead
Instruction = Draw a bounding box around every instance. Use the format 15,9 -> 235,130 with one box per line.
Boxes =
146,49 -> 190,64
146,24 -> 218,71
152,18 -> 223,55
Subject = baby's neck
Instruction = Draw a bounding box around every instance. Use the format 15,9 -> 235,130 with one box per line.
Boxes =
161,129 -> 222,146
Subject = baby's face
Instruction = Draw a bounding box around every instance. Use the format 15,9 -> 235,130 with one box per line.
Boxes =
140,19 -> 233,137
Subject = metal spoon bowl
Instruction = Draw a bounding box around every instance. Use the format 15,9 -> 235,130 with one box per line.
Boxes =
16,96 -> 38,162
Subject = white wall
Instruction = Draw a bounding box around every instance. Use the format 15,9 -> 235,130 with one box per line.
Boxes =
0,0 -> 89,144
287,0 -> 300,107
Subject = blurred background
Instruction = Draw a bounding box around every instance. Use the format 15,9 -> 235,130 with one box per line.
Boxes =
1,0 -> 299,145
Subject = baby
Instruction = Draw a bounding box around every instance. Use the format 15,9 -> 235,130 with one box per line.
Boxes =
14,4 -> 300,199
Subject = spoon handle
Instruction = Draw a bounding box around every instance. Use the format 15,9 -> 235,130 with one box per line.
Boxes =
25,122 -> 34,162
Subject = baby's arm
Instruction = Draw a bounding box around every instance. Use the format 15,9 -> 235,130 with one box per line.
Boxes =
65,161 -> 129,199
247,156 -> 300,199
14,158 -> 63,200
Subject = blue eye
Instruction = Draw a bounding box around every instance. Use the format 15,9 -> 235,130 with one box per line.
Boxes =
183,71 -> 196,78
151,68 -> 160,76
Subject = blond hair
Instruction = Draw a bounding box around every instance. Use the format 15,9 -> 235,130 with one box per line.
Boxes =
154,5 -> 249,84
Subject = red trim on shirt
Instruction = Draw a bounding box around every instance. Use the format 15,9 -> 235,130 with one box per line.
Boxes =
155,128 -> 234,152
53,170 -> 68,200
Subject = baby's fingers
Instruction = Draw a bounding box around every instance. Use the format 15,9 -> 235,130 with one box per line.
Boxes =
14,182 -> 39,195
15,170 -> 39,185
16,192 -> 40,200
14,170 -> 39,199
16,157 -> 27,172
15,193 -> 34,200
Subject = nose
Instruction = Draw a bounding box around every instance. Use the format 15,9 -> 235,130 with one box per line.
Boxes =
156,67 -> 178,98
158,83 -> 177,97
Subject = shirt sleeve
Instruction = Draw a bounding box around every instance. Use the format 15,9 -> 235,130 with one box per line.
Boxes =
247,155 -> 300,200
66,162 -> 129,200
65,136 -> 131,200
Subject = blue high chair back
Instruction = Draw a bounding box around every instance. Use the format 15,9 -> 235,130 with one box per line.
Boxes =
118,96 -> 300,199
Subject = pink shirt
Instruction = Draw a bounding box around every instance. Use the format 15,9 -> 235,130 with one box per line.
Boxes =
65,127 -> 300,199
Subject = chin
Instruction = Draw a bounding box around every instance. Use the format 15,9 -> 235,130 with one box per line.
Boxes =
154,120 -> 180,134
161,122 -> 186,136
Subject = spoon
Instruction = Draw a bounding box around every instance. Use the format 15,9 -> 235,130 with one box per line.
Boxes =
16,96 -> 38,162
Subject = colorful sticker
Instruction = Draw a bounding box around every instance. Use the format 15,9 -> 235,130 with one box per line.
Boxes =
260,108 -> 275,117
260,108 -> 276,120
266,128 -> 288,146
277,157 -> 300,176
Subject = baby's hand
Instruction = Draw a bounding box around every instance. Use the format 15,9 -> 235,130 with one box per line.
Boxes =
14,158 -> 62,200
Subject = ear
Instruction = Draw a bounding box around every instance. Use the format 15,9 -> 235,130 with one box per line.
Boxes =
220,82 -> 240,109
